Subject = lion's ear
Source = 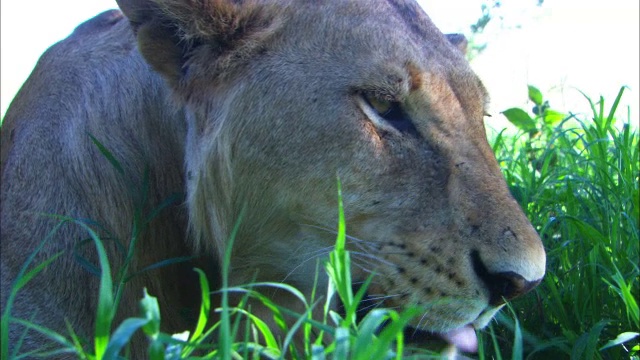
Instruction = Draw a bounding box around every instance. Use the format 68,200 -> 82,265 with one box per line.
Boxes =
116,0 -> 281,98
445,33 -> 468,55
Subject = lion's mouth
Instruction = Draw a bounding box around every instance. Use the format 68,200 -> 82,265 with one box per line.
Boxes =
350,289 -> 481,355
405,324 -> 478,354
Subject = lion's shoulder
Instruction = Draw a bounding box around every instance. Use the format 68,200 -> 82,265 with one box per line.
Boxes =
0,10 -> 163,175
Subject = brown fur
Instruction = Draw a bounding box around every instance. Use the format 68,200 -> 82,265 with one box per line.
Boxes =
1,1 -> 545,358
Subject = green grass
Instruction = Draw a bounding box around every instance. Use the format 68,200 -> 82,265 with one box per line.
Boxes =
487,86 -> 639,359
1,86 -> 638,359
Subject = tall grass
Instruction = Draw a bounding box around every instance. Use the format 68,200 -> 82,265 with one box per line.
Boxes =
488,86 -> 639,359
1,86 -> 637,359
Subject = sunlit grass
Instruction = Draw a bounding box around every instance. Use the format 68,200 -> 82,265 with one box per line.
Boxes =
488,86 -> 639,359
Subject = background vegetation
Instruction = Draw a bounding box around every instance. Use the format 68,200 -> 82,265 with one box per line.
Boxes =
483,86 -> 639,359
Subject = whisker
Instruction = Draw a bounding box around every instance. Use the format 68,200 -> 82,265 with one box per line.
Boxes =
413,312 -> 431,336
351,252 -> 394,267
362,294 -> 390,301
298,222 -> 377,247
361,293 -> 404,302
280,246 -> 335,282
349,262 -> 376,275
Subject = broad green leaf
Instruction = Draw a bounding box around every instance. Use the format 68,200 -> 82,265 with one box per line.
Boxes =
528,85 -> 544,106
600,332 -> 639,351
543,109 -> 567,125
502,108 -> 537,132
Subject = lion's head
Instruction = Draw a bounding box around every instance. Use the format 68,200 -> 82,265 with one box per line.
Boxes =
1,0 -> 545,356
117,0 -> 546,352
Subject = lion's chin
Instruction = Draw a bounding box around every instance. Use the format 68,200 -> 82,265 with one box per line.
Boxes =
404,307 -> 505,355
405,324 -> 477,354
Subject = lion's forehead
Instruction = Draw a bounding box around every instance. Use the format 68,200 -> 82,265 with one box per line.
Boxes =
271,1 -> 459,62
265,1 -> 486,112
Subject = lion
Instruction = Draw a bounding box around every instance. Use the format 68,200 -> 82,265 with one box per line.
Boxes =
0,0 -> 546,358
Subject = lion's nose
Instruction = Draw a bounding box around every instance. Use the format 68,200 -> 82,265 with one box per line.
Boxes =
483,271 -> 541,306
471,251 -> 542,306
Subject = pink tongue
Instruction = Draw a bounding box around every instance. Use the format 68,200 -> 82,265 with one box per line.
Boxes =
441,325 -> 478,353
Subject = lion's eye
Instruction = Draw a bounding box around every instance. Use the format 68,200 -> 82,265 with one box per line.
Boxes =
367,96 -> 393,116
362,93 -> 419,135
